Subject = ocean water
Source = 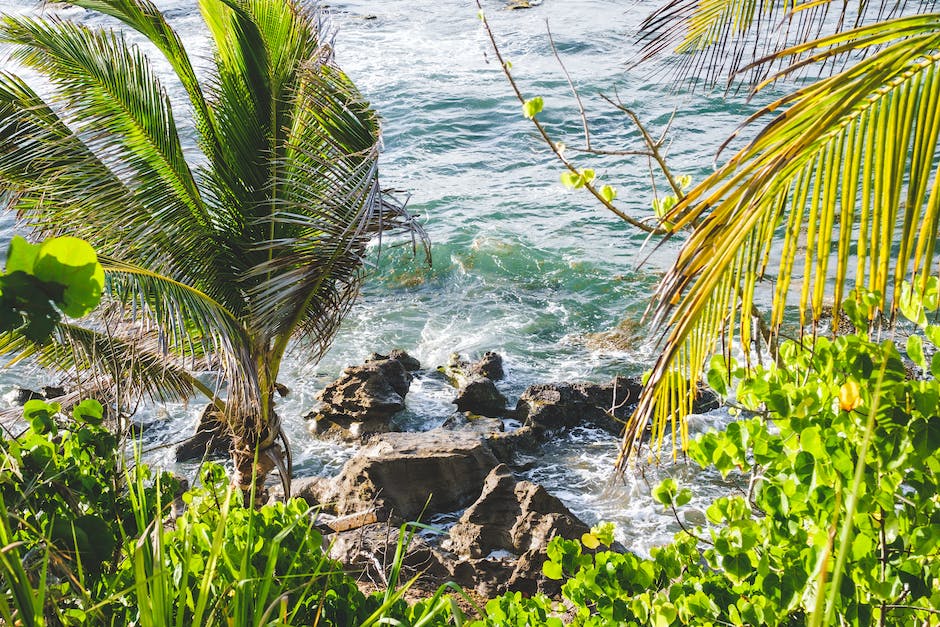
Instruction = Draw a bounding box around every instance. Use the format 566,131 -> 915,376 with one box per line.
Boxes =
2,0 -> 771,552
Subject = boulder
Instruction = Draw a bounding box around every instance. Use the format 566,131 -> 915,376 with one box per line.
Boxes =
328,523 -> 450,584
468,351 -> 505,381
175,404 -> 230,462
307,357 -> 413,440
440,412 -> 505,436
444,464 -> 590,596
453,376 -> 507,417
440,351 -> 505,386
515,376 -> 719,436
445,464 -> 589,558
302,429 -> 500,522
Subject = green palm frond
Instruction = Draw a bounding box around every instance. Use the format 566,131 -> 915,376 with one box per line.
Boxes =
620,14 -> 940,468
0,17 -> 229,297
0,323 -> 209,411
66,0 -> 221,155
0,73 -> 134,236
100,256 -> 251,360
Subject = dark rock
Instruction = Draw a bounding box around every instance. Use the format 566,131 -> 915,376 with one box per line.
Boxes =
328,523 -> 450,583
517,376 -> 722,436
175,404 -> 230,462
468,351 -> 505,381
445,464 -> 589,558
308,357 -> 414,440
483,424 -> 546,466
15,388 -> 44,404
313,429 -> 500,522
305,411 -> 393,442
440,412 -> 504,435
389,349 -> 422,372
42,386 -> 66,399
444,464 -> 589,596
453,376 -> 507,418
318,358 -> 411,420
366,349 -> 421,372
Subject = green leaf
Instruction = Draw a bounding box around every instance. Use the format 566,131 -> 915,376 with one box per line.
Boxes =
560,171 -> 580,189
580,169 -> 596,185
907,334 -> 926,368
72,399 -> 104,425
707,354 -> 730,396
600,184 -> 617,203
24,399 -> 58,435
5,236 -> 40,274
522,96 -> 544,119
652,478 -> 678,508
542,560 -> 563,580
899,282 -> 927,327
33,237 -> 104,318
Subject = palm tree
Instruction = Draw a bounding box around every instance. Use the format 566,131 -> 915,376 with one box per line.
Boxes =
618,1 -> 940,466
0,0 -> 425,500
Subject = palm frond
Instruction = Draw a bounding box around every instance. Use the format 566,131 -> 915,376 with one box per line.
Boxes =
0,323 -> 208,411
620,16 -> 940,467
0,73 -> 135,237
243,61 -> 405,350
100,256 -> 251,361
65,0 -> 222,159
634,0 -> 936,89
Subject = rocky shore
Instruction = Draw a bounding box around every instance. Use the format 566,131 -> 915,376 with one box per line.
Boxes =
173,349 -> 720,598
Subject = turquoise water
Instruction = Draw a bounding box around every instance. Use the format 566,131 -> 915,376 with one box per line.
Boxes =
3,0 -> 768,551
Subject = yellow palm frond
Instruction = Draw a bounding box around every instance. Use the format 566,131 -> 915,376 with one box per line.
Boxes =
619,15 -> 940,468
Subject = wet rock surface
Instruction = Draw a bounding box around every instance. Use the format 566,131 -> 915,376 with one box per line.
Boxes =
296,347 -> 722,598
443,352 -> 509,417
453,377 -> 507,417
175,404 -> 230,462
306,352 -> 418,441
297,429 -> 500,522
321,463 -> 592,599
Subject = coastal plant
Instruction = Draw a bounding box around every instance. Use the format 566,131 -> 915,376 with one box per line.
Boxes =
0,417 -> 460,627
0,0 -> 426,500
472,316 -> 940,625
620,0 -> 940,465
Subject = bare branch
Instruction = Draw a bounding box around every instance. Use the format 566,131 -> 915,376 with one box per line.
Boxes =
475,1 -> 668,235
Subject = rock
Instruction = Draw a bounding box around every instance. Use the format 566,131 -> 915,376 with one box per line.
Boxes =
440,351 -> 505,385
453,376 -> 507,418
318,358 -> 411,420
468,351 -> 505,381
15,387 -> 44,404
440,412 -> 505,436
444,464 -> 589,596
175,404 -> 230,462
328,523 -> 450,583
445,464 -> 589,558
308,357 -> 413,440
367,349 -> 421,372
389,349 -> 422,372
483,424 -> 546,465
514,376 -> 718,436
42,386 -> 66,399
311,429 -> 500,522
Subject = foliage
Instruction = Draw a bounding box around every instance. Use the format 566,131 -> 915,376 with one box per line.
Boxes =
473,320 -> 940,625
0,411 -> 459,626
0,398 -> 177,624
623,0 -> 940,464
0,235 -> 103,342
0,0 -> 426,496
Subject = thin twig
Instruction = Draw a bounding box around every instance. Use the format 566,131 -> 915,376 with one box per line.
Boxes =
475,2 -> 667,235
601,93 -> 685,201
546,21 -> 591,150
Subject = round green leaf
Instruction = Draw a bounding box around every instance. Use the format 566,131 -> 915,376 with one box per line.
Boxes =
32,237 -> 104,318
